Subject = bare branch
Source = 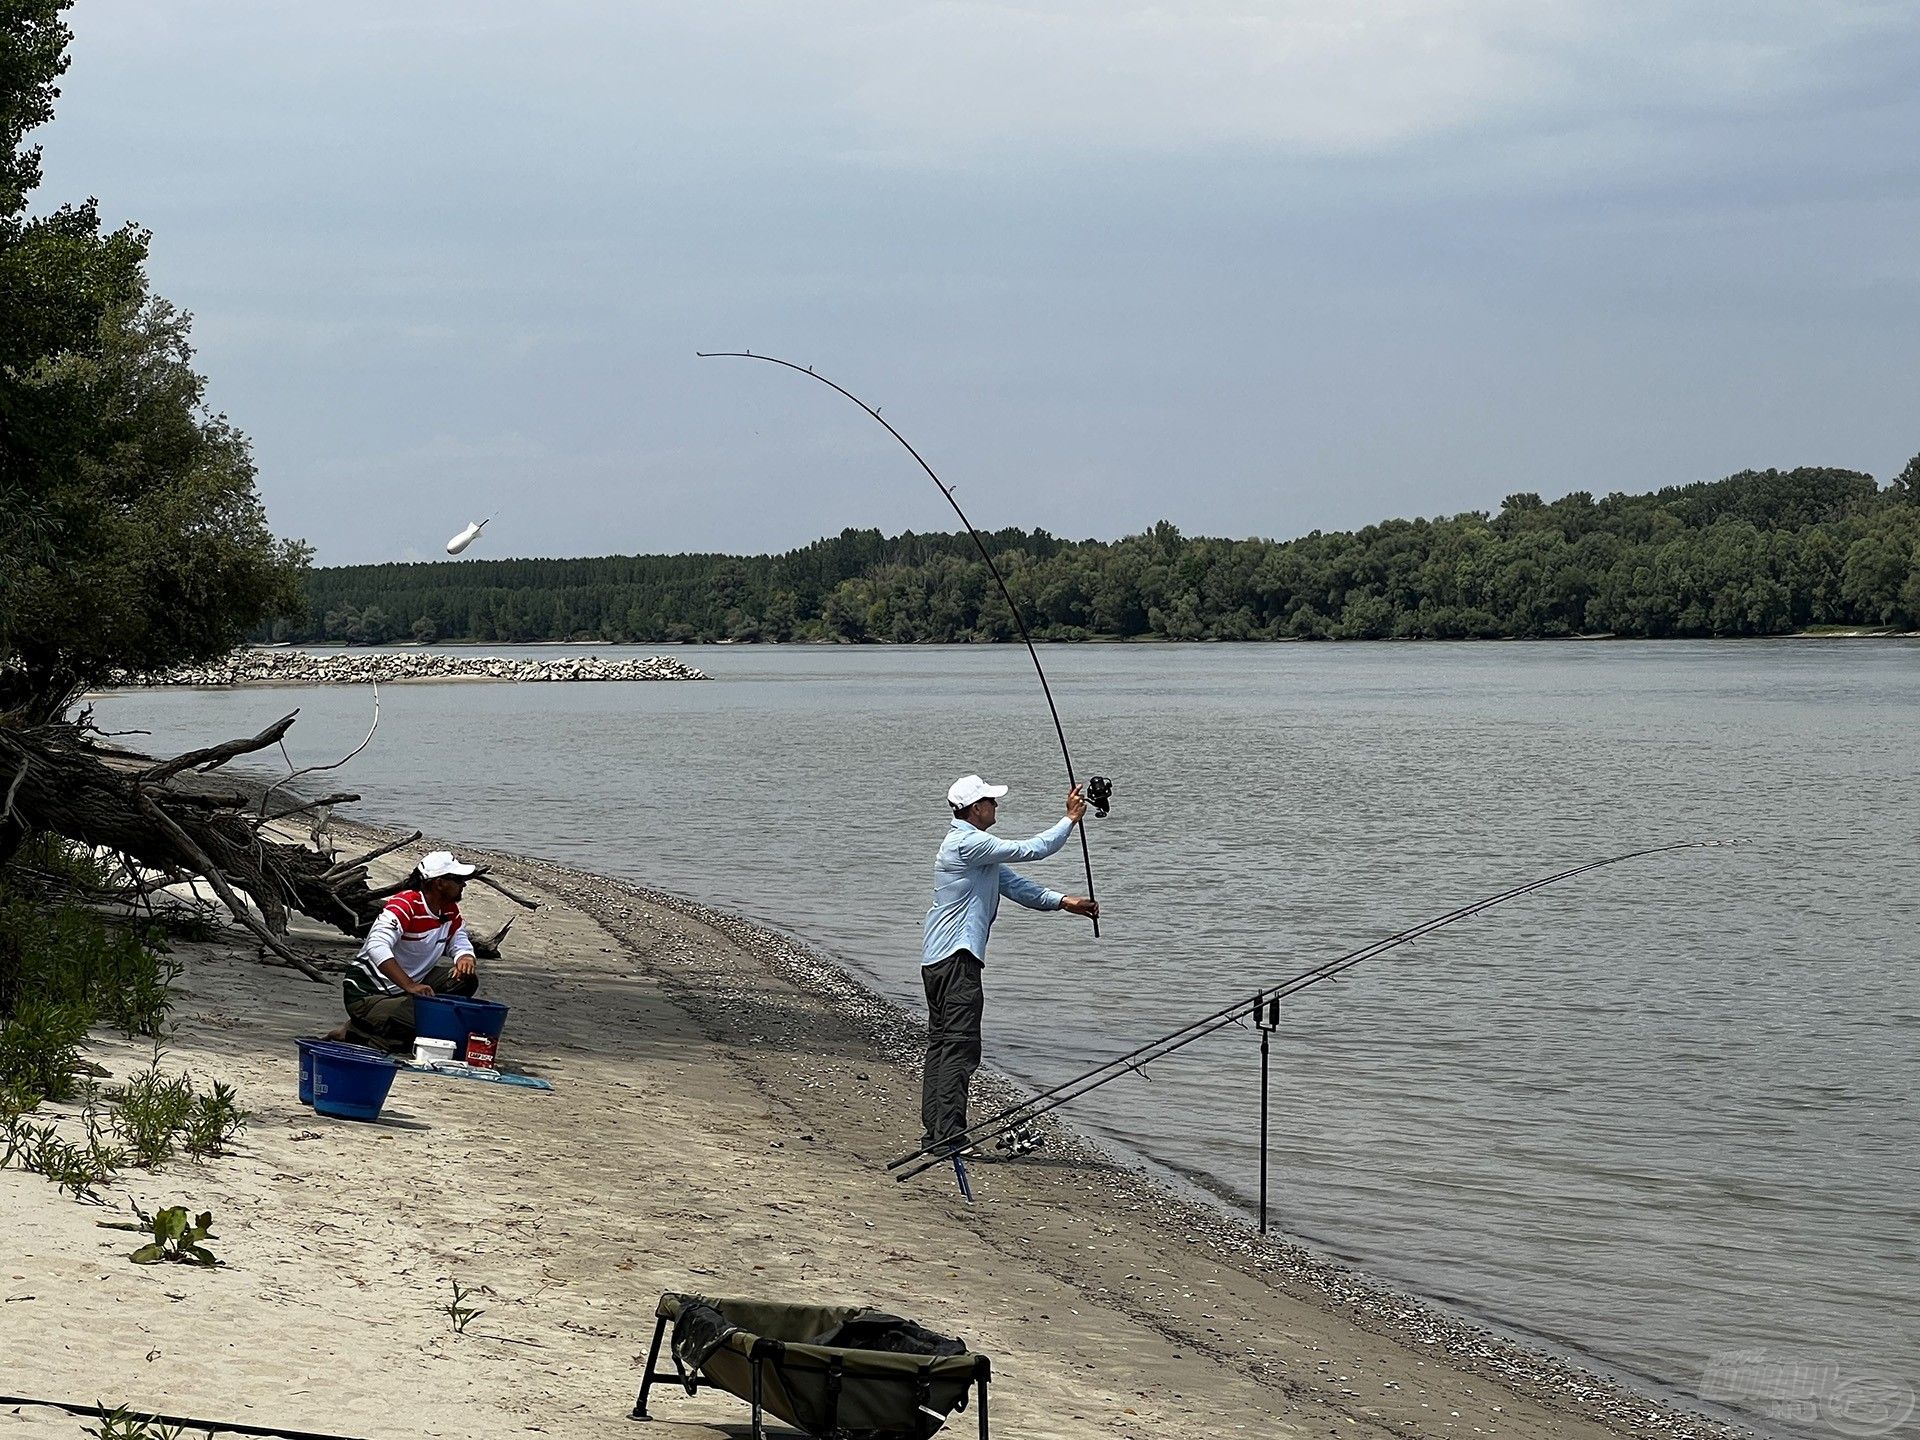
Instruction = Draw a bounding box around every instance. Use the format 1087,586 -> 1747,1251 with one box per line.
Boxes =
256,790 -> 360,827
2,756 -> 25,824
135,794 -> 327,983
470,870 -> 541,912
322,829 -> 422,880
257,683 -> 379,819
137,713 -> 300,785
473,913 -> 516,960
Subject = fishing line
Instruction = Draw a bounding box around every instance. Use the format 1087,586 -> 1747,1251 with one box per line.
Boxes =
889,840 -> 1735,1181
698,351 -> 1101,933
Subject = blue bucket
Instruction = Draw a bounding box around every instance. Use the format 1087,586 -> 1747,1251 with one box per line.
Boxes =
312,1044 -> 400,1121
413,996 -> 510,1060
297,1038 -> 320,1105
297,1038 -> 374,1106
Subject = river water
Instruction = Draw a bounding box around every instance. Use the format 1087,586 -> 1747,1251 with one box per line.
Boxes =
92,641 -> 1919,1437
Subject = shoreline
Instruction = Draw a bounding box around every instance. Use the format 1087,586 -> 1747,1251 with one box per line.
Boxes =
84,630 -> 1920,696
0,818 -> 1757,1440
244,629 -> 1920,651
486,840 -> 1759,1440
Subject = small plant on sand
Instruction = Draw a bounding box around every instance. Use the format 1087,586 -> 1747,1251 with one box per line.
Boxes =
83,1402 -> 194,1440
97,942 -> 184,1043
7,1115 -> 119,1202
0,1075 -> 40,1122
99,1201 -> 220,1267
444,1277 -> 485,1334
0,1064 -> 247,1199
111,1068 -> 247,1167
181,1081 -> 247,1159
113,1068 -> 198,1167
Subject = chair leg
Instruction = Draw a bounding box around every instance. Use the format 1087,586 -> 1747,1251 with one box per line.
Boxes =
630,1314 -> 668,1419
977,1370 -> 990,1439
751,1354 -> 767,1440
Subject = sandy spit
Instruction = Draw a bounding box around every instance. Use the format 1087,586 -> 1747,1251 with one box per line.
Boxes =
0,823 -> 1751,1440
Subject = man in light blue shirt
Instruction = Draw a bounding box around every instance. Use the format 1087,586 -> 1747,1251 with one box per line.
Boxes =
920,773 -> 1098,1154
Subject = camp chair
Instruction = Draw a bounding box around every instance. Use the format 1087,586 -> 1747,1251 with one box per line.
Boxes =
630,1291 -> 991,1439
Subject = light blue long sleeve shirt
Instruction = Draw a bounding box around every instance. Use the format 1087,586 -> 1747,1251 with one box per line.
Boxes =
922,816 -> 1073,966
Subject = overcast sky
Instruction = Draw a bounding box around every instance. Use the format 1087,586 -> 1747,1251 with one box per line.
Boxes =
35,1 -> 1920,565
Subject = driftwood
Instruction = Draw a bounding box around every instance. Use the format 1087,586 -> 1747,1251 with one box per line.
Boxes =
474,913 -> 516,961
0,711 -> 411,984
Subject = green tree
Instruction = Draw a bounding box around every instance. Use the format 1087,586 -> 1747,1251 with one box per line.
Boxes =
0,3 -> 305,719
1841,531 -> 1912,626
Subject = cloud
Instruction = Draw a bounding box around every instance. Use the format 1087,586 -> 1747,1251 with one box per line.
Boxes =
38,0 -> 1920,566
62,1 -> 1918,170
655,1 -> 1920,160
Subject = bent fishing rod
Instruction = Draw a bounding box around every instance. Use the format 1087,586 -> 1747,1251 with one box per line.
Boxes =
889,839 -> 1733,1182
697,350 -> 1102,934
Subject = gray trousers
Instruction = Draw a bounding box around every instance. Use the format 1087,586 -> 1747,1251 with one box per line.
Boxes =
921,949 -> 984,1150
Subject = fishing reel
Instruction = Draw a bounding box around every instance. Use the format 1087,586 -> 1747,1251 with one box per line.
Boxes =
1085,775 -> 1114,818
991,1124 -> 1046,1160
998,1128 -> 1044,1159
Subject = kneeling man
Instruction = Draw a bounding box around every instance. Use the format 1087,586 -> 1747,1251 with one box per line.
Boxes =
339,850 -> 480,1051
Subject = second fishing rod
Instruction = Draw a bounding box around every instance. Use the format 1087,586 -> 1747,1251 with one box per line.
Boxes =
887,840 -> 1730,1182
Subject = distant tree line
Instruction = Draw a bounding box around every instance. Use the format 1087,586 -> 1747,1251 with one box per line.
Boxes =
271,461 -> 1920,646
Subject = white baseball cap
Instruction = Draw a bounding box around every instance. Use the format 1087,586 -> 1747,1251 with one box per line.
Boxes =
947,774 -> 1009,810
419,850 -> 478,879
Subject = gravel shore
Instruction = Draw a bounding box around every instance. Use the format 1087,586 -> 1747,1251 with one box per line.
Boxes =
105,648 -> 707,687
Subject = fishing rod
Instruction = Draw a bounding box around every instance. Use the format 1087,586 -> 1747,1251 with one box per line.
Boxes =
889,840 -> 1732,1183
697,350 -> 1102,933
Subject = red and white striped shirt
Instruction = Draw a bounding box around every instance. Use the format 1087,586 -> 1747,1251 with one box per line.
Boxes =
352,890 -> 474,994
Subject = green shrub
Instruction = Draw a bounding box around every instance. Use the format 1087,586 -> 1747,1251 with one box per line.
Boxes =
0,893 -> 180,1045
113,1069 -> 197,1167
182,1081 -> 246,1160
0,892 -> 245,1198
13,836 -> 114,892
0,996 -> 93,1101
111,1068 -> 248,1169
0,1076 -> 41,1121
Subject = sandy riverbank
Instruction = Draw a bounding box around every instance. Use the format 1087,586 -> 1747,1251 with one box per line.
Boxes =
1,826 -> 1750,1440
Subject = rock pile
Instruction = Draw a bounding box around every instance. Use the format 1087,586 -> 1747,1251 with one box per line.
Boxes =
109,649 -> 708,687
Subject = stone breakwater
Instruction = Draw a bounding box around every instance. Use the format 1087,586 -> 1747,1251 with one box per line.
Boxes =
110,649 -> 708,687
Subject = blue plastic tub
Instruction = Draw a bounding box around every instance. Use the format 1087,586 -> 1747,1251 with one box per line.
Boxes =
413,996 -> 510,1060
312,1044 -> 400,1121
297,1038 -> 376,1106
296,1037 -> 320,1105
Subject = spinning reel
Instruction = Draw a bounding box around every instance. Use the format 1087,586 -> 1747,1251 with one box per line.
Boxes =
991,1124 -> 1046,1159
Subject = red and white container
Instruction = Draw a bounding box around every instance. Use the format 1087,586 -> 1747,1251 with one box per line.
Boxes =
465,1033 -> 496,1069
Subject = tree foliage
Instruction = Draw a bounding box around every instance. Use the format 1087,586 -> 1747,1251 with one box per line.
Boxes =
0,0 -> 306,720
287,463 -> 1920,645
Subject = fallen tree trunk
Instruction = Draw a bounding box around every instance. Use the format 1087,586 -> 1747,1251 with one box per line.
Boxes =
0,711 -> 509,983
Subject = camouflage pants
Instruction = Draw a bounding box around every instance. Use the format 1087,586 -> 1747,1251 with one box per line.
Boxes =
343,963 -> 478,1053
